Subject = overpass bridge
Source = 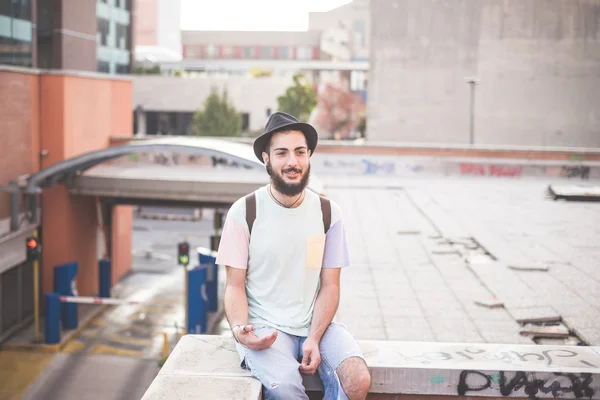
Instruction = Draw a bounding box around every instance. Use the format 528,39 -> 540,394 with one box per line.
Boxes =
16,136 -> 324,225
2,137 -> 323,344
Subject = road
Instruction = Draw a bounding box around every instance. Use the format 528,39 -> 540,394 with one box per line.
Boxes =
20,174 -> 600,399
21,210 -> 221,400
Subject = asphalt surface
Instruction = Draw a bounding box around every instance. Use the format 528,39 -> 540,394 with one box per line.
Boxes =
19,174 -> 600,399
20,210 -> 220,400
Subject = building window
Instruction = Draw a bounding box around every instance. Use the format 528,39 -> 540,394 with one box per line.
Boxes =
296,46 -> 311,60
98,60 -> 110,73
259,46 -> 274,59
0,0 -> 33,67
353,19 -> 365,47
115,63 -> 129,74
116,22 -> 129,50
221,46 -> 234,58
184,45 -> 201,59
277,46 -> 292,59
97,17 -> 109,46
96,0 -> 131,75
205,44 -> 217,58
0,36 -> 32,67
0,0 -> 32,20
242,46 -> 255,59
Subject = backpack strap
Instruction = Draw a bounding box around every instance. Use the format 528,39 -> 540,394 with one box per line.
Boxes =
245,193 -> 256,235
245,191 -> 331,234
320,196 -> 331,234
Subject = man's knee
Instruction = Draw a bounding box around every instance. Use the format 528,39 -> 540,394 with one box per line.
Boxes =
337,356 -> 371,399
262,372 -> 307,400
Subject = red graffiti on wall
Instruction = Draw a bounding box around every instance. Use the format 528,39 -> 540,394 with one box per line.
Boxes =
460,163 -> 524,177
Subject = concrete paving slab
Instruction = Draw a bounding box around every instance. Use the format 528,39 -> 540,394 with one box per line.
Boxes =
507,307 -> 562,323
22,354 -> 157,400
327,178 -> 600,346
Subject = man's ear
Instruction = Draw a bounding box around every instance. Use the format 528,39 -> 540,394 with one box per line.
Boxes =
262,152 -> 269,164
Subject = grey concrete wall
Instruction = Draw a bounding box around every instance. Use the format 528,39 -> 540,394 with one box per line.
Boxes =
368,0 -> 600,147
132,75 -> 292,132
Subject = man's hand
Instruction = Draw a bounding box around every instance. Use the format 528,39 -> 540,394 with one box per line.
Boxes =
299,337 -> 321,375
235,325 -> 278,350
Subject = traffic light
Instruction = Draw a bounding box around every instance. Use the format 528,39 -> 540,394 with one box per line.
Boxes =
178,241 -> 190,266
26,236 -> 40,260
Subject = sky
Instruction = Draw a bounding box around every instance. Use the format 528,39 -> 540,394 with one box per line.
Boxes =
180,0 -> 352,31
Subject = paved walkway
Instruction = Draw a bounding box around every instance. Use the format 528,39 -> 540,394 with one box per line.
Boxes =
326,176 -> 600,345
7,174 -> 600,399
0,351 -> 55,400
21,354 -> 157,400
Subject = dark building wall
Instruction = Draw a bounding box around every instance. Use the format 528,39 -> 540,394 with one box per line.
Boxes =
0,70 -> 41,220
57,0 -> 97,71
368,0 -> 600,147
35,0 -> 97,71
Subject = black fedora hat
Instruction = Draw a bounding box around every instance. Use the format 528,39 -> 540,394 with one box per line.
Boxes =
253,112 -> 318,163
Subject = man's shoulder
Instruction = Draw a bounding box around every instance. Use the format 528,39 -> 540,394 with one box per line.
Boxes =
229,186 -> 267,219
307,191 -> 344,226
326,197 -> 344,226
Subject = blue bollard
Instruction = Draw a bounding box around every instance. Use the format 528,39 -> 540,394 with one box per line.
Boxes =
187,265 -> 207,334
206,263 -> 218,312
198,247 -> 218,312
99,259 -> 111,298
44,293 -> 61,344
53,262 -> 78,330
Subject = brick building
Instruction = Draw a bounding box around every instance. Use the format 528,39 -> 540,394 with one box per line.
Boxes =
0,0 -> 134,342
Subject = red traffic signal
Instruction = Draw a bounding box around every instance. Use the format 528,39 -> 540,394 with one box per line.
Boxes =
26,237 -> 40,260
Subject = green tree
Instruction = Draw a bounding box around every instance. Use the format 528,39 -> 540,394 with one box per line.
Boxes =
277,72 -> 317,122
192,88 -> 242,137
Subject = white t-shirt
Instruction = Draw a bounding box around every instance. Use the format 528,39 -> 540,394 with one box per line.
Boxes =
215,185 -> 350,336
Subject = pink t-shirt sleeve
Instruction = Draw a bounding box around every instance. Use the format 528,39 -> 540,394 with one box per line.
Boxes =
215,214 -> 249,270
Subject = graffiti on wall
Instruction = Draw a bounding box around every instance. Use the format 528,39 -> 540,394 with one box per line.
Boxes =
111,152 -> 255,169
457,370 -> 595,399
321,158 -> 398,175
460,163 -> 524,177
560,166 -> 590,179
362,159 -> 396,175
377,347 -> 599,369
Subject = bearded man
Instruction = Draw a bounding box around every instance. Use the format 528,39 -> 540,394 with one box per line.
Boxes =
215,112 -> 371,400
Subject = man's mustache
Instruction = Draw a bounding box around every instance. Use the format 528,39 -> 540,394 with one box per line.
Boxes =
282,168 -> 302,174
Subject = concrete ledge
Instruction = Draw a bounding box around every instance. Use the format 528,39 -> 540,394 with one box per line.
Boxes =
110,135 -> 600,160
142,335 -> 600,399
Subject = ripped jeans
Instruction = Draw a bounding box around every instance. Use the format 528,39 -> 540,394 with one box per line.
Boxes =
234,322 -> 363,400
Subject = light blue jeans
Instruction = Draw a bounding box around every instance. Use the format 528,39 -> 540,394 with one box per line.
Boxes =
234,322 -> 364,400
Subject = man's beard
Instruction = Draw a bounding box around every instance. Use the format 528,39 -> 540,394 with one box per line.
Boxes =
266,162 -> 311,197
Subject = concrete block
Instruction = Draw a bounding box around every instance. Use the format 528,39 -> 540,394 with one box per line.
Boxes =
141,375 -> 262,400
151,335 -> 600,398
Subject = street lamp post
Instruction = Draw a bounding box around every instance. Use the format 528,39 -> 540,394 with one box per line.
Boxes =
465,77 -> 480,145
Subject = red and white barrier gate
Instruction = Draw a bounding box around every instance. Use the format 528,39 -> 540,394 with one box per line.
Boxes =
58,296 -> 141,306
